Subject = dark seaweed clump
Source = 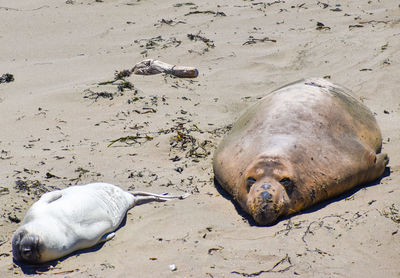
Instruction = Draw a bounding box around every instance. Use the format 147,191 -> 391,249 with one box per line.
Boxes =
0,73 -> 14,83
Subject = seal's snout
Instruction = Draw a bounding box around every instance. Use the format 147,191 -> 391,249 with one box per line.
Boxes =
12,230 -> 41,263
245,180 -> 286,226
253,201 -> 279,226
261,191 -> 272,201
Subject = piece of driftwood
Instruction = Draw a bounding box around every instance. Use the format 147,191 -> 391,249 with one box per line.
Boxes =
132,59 -> 198,78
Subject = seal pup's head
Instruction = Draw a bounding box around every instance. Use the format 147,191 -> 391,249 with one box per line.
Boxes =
238,155 -> 295,225
12,228 -> 43,264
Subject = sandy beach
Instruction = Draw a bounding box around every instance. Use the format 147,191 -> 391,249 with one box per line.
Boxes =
1,0 -> 399,277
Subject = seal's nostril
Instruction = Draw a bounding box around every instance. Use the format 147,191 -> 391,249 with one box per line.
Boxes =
261,191 -> 272,201
261,184 -> 271,190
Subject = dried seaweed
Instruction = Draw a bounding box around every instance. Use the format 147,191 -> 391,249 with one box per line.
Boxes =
318,2 -> 329,9
173,2 -> 195,7
0,186 -> 9,195
207,124 -> 232,137
89,68 -> 136,99
316,22 -> 331,30
301,214 -> 355,244
185,10 -> 226,16
0,5 -> 48,11
0,73 -> 14,83
45,172 -> 60,179
133,107 -> 157,114
243,36 -> 277,45
108,135 -> 154,147
115,69 -> 132,80
167,123 -> 214,163
349,24 -> 363,29
208,246 -> 224,255
156,18 -> 186,26
381,204 -> 400,223
187,33 -> 215,48
73,167 -> 89,182
98,80 -> 114,85
8,215 -> 21,223
232,254 -> 293,276
83,90 -> 115,101
134,35 -> 182,50
0,150 -> 12,160
274,219 -> 305,236
14,179 -> 50,197
117,81 -> 134,92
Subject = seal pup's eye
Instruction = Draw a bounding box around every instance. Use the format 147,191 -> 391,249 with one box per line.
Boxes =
246,177 -> 256,193
279,177 -> 294,196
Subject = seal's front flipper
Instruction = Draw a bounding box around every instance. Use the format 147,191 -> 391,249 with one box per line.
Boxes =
370,152 -> 389,180
38,191 -> 63,204
377,153 -> 389,167
99,232 -> 115,243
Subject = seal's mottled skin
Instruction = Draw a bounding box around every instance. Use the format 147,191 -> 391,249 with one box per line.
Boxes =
213,78 -> 388,225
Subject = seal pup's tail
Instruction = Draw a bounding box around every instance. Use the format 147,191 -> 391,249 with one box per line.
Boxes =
130,191 -> 190,206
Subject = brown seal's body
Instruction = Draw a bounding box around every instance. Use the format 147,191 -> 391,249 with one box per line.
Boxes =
213,78 -> 388,225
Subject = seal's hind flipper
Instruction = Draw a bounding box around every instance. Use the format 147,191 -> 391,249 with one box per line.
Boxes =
132,196 -> 170,206
132,192 -> 189,206
132,191 -> 190,200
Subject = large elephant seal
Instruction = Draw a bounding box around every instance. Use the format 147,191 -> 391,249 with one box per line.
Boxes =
213,78 -> 388,225
12,182 -> 188,263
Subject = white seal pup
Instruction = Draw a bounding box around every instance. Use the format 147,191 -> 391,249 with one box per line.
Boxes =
12,182 -> 188,264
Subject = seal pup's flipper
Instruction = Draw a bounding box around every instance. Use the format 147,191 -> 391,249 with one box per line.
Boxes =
131,191 -> 190,206
39,191 -> 63,204
132,191 -> 190,199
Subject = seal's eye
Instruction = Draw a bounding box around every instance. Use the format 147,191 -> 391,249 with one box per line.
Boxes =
280,177 -> 294,196
22,248 -> 32,258
246,177 -> 256,192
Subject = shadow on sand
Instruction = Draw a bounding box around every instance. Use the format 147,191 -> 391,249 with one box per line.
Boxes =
214,167 -> 391,227
15,215 -> 129,275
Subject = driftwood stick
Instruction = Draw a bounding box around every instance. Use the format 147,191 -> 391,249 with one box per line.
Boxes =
132,59 -> 198,78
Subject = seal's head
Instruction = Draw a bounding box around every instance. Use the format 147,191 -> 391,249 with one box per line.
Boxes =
238,156 -> 295,225
12,229 -> 42,264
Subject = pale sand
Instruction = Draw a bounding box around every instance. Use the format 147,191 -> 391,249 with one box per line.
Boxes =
0,0 -> 399,277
